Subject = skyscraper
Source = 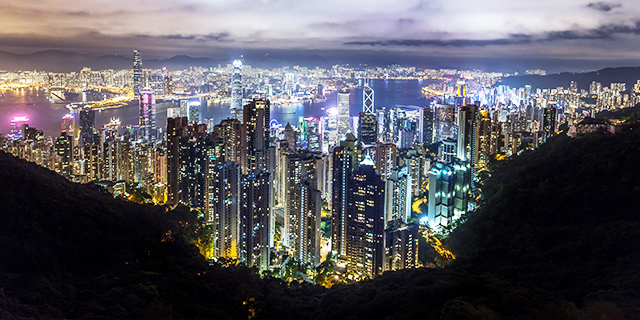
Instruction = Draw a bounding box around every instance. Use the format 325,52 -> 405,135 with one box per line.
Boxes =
240,169 -> 271,271
337,91 -> 350,138
383,220 -> 419,272
133,49 -> 143,96
358,112 -> 378,145
209,161 -> 242,260
166,117 -> 208,207
363,83 -> 374,114
231,59 -> 243,121
331,133 -> 360,259
427,159 -> 470,230
54,132 -> 73,176
243,99 -> 271,173
419,106 -> 434,145
346,157 -> 385,277
139,87 -> 156,142
79,106 -> 96,146
384,166 -> 412,224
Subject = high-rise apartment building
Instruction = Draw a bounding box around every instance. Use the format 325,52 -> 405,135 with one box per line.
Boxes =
346,158 -> 385,277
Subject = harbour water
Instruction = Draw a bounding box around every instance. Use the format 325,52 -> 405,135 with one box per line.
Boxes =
0,79 -> 434,139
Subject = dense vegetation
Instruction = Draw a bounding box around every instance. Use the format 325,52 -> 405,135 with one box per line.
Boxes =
1,120 -> 639,319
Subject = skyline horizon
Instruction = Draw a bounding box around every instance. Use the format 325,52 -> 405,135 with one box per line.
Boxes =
1,47 -> 639,74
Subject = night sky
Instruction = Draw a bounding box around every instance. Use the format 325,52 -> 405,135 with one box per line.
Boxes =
1,0 -> 639,70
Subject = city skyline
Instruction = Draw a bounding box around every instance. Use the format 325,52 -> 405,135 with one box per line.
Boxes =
0,1 -> 639,72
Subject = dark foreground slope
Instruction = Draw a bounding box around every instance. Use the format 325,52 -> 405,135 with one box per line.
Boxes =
0,151 -> 321,319
308,125 -> 640,320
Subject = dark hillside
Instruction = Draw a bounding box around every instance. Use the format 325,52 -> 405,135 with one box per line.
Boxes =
0,151 -> 320,319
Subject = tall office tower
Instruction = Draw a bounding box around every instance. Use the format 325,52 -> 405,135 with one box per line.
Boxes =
208,161 -> 242,260
331,133 -> 361,259
384,166 -> 412,224
457,105 -> 479,190
283,123 -> 298,151
119,141 -> 135,183
54,132 -> 73,176
166,117 -> 208,207
139,87 -> 157,142
243,99 -> 271,173
231,59 -> 243,121
337,91 -> 350,138
240,169 -> 271,271
358,112 -> 378,145
543,104 -> 558,137
433,103 -> 456,143
133,49 -> 143,96
427,159 -> 470,230
419,106 -> 434,145
374,142 -> 397,179
298,117 -> 322,152
400,150 -> 429,196
79,106 -> 96,146
323,108 -> 339,150
61,113 -> 75,135
346,158 -> 385,277
213,119 -> 244,164
363,83 -> 374,114
296,178 -> 322,266
476,111 -> 492,171
282,151 -> 319,250
440,138 -> 457,163
398,129 -> 415,149
82,144 -> 100,181
383,220 -> 419,272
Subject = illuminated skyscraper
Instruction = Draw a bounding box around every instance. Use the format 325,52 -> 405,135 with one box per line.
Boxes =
433,103 -> 456,143
337,91 -> 350,137
363,83 -> 374,114
240,169 -> 271,271
79,106 -> 96,145
243,99 -> 271,172
139,87 -> 156,142
231,59 -> 243,121
166,117 -> 208,206
346,157 -> 385,277
427,159 -> 470,230
331,133 -> 360,259
54,132 -> 73,176
383,220 -> 419,272
209,161 -> 242,260
419,106 -> 434,145
384,166 -> 412,224
358,112 -> 377,145
133,49 -> 143,96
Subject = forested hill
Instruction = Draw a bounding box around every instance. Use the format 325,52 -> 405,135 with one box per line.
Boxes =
0,151 -> 322,319
307,123 -> 640,319
1,120 -> 640,319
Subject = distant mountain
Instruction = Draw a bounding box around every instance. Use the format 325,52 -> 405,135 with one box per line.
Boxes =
499,66 -> 640,91
0,50 -> 223,72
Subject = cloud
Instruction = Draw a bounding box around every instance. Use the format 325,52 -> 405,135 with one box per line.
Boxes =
345,34 -> 533,47
345,21 -> 640,47
587,2 -> 622,11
